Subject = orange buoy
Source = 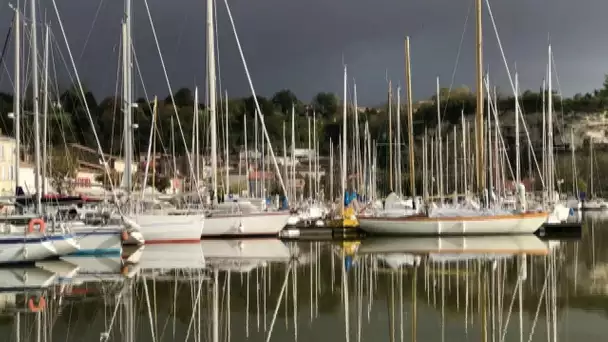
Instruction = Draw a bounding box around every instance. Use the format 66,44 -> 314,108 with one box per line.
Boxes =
27,297 -> 46,312
121,266 -> 129,276
121,230 -> 129,241
27,218 -> 45,234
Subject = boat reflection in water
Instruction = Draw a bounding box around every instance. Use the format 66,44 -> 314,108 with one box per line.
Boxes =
2,230 -> 608,341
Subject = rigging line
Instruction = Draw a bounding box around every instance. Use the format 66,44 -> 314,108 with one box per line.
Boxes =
214,0 -> 222,98
132,46 -> 171,159
77,0 -> 105,63
142,0 -> 204,203
48,33 -> 88,153
0,11 -> 15,87
440,0 -> 473,122
549,51 -> 567,137
510,73 -> 545,187
485,77 -> 515,184
50,0 -> 123,211
484,0 -> 545,189
223,0 -> 288,197
109,27 -> 122,157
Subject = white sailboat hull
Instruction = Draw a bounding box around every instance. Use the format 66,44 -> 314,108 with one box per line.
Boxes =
68,226 -> 123,256
358,212 -> 548,235
202,212 -> 290,237
124,214 -> 204,244
0,233 -> 79,263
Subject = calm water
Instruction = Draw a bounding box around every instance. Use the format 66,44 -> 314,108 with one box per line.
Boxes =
1,214 -> 608,341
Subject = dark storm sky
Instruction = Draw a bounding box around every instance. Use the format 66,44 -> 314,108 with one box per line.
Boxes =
1,0 -> 606,105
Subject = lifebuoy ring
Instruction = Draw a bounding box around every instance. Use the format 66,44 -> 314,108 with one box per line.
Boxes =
27,297 -> 46,312
121,231 -> 129,241
27,218 -> 46,234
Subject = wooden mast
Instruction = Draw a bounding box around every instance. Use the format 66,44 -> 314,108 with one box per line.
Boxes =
475,0 -> 485,197
405,37 -> 416,198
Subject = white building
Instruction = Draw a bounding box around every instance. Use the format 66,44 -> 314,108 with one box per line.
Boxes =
0,135 -> 16,196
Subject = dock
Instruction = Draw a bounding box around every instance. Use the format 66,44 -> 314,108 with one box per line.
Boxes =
536,222 -> 582,239
280,226 -> 363,241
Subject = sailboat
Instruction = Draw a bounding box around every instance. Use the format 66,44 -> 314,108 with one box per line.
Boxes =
200,0 -> 292,237
0,2 -> 82,260
117,4 -> 203,244
358,0 -> 548,235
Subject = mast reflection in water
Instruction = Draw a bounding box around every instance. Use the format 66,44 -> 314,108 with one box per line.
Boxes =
0,224 -> 606,341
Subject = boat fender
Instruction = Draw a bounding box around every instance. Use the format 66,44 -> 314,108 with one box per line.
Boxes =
121,265 -> 129,276
237,222 -> 244,233
27,297 -> 46,312
121,231 -> 129,241
27,218 -> 46,234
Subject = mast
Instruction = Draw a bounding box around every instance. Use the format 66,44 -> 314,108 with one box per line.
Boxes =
225,90 -> 229,195
486,73 -> 493,203
590,138 -> 594,197
515,71 -> 520,187
541,78 -> 546,206
353,84 -> 361,193
308,115 -> 312,199
194,87 -> 200,182
207,0 -> 218,203
330,139 -> 334,202
31,0 -> 41,211
405,37 -> 416,199
396,85 -> 401,196
423,127 -> 428,201
388,81 -> 393,191
547,44 -> 554,201
42,23 -> 49,195
571,128 -> 577,197
291,105 -> 295,201
436,77 -> 443,204
365,121 -> 371,199
453,125 -> 457,196
152,96 -> 157,194
171,117 -> 177,192
244,114 -> 249,195
313,112 -> 318,200
124,0 -> 133,200
461,111 -> 466,196
283,121 -> 287,200
13,2 -> 20,195
341,65 -> 347,212
474,0 -> 485,196
254,112 -> 258,197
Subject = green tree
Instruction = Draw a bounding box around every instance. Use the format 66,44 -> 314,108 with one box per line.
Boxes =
46,150 -> 78,194
312,92 -> 339,118
271,89 -> 300,114
165,87 -> 194,107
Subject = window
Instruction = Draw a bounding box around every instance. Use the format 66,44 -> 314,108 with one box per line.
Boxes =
8,167 -> 12,181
